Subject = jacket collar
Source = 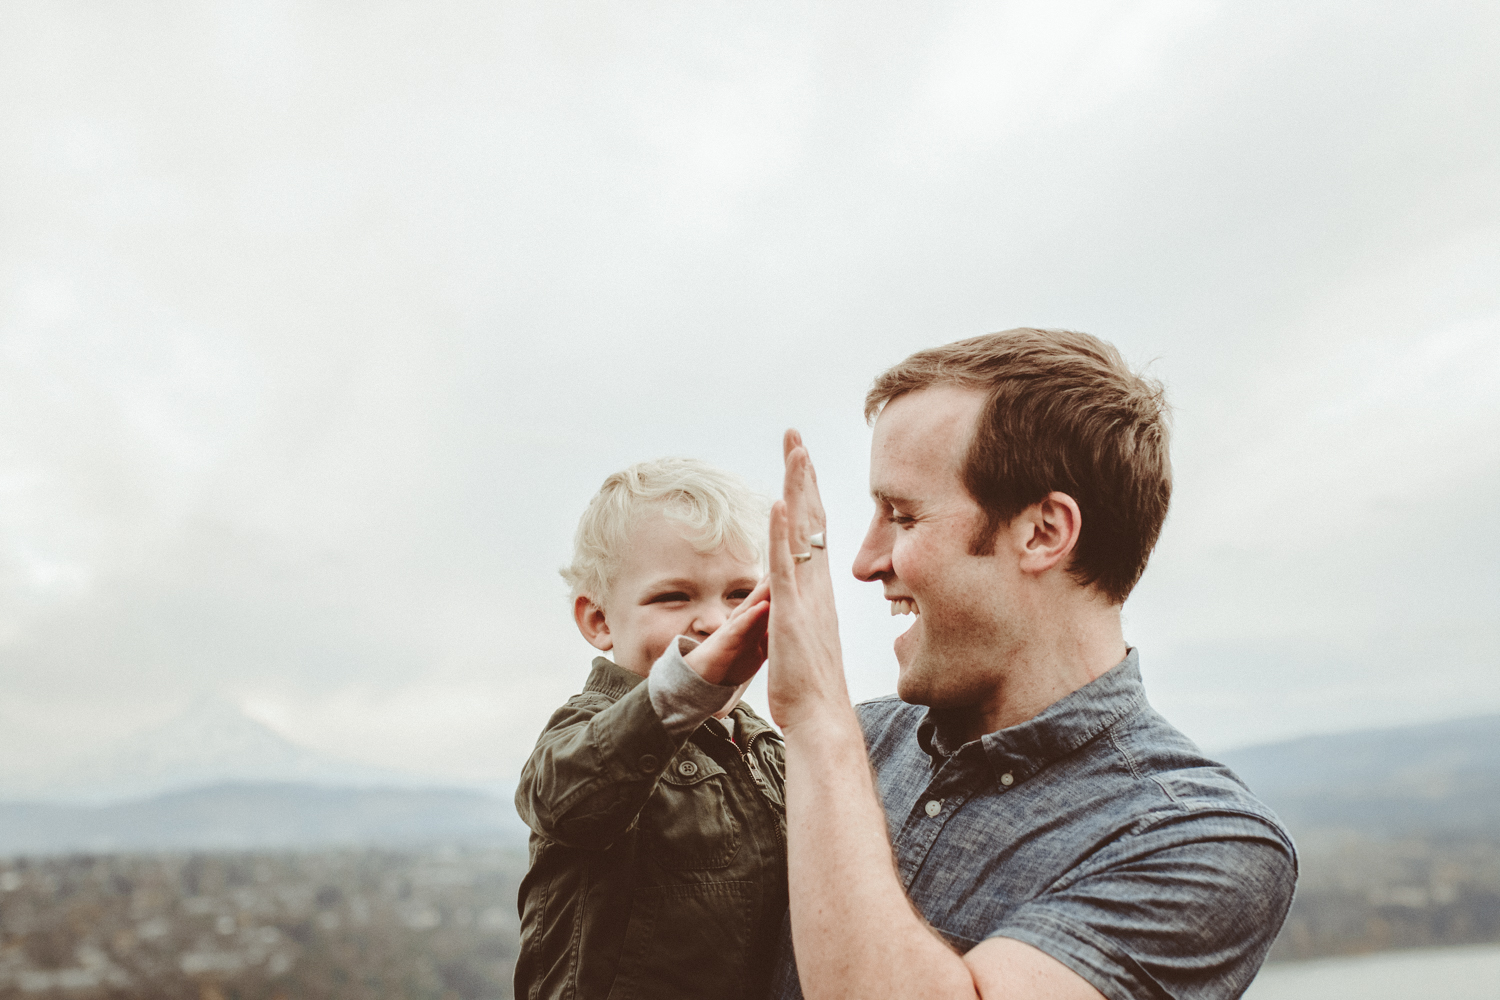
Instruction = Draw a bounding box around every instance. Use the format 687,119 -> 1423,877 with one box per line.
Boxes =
730,699 -> 780,744
582,656 -> 645,700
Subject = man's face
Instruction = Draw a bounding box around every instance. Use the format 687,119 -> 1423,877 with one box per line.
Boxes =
852,385 -> 1019,709
590,510 -> 761,678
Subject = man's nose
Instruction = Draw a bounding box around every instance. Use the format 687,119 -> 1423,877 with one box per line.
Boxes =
852,514 -> 894,582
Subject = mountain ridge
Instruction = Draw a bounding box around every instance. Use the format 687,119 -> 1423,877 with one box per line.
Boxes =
1218,712 -> 1500,834
0,781 -> 528,855
1,696 -> 437,805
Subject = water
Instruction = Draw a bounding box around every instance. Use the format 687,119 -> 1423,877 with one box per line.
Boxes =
1245,945 -> 1500,1000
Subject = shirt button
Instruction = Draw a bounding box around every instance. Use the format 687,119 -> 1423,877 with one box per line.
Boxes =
1000,772 -> 1014,786
677,760 -> 698,777
924,799 -> 942,817
638,754 -> 659,772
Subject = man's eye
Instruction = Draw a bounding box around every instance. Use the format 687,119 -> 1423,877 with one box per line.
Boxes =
887,512 -> 915,526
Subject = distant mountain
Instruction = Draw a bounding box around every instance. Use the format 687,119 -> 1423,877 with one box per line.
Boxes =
1218,713 -> 1500,835
0,697 -> 537,855
2,697 -> 426,805
0,782 -> 529,855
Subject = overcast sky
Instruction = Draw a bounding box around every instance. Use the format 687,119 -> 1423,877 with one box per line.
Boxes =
1,1 -> 1496,787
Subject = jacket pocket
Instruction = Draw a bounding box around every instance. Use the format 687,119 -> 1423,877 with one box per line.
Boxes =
604,881 -> 756,1000
641,750 -> 741,870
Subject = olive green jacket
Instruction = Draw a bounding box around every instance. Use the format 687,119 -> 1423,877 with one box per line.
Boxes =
514,657 -> 788,1000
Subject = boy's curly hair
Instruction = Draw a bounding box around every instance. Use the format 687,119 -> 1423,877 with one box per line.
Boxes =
561,457 -> 769,603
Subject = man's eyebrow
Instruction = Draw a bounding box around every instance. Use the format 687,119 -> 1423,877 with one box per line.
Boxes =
871,489 -> 920,508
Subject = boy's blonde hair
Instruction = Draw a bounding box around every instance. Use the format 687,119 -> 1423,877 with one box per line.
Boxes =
561,458 -> 769,603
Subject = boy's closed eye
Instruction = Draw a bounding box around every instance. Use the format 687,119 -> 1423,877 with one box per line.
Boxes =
648,592 -> 691,604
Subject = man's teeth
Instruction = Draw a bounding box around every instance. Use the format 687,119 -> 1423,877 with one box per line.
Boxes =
889,598 -> 918,616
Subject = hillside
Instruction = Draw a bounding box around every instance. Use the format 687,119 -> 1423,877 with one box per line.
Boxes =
1219,714 -> 1500,835
1218,714 -> 1500,961
0,783 -> 528,856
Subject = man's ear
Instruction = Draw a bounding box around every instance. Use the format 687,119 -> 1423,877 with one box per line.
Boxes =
574,595 -> 614,651
1016,491 -> 1082,576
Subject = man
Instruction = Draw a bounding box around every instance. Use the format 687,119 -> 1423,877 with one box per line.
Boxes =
763,329 -> 1296,1000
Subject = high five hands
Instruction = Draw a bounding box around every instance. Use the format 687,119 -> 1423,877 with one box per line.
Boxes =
682,429 -> 850,722
766,429 -> 849,733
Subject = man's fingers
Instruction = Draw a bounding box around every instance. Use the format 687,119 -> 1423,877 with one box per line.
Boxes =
782,439 -> 828,561
769,500 -> 798,591
783,445 -> 810,533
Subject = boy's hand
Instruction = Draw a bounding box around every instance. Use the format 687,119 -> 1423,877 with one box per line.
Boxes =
683,577 -> 770,686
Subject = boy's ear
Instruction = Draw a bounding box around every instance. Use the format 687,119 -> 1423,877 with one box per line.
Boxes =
574,595 -> 613,651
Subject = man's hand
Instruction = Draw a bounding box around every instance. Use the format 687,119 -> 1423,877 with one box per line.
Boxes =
683,577 -> 770,686
766,430 -> 849,733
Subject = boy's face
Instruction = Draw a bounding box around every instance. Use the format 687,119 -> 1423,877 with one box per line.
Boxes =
576,510 -> 761,678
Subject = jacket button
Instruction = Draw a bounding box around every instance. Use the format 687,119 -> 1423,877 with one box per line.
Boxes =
638,754 -> 659,772
677,760 -> 699,777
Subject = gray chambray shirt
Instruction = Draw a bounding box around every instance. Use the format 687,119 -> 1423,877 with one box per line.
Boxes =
769,650 -> 1297,1000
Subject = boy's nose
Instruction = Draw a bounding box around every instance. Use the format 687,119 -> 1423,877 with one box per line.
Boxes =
691,605 -> 728,636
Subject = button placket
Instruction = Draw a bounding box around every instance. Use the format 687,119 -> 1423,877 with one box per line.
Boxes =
896,752 -> 977,890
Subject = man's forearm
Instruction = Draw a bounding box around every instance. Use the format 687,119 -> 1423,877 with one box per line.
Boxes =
784,706 -> 978,1000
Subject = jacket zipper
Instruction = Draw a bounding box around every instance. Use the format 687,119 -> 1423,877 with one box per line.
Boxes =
738,731 -> 787,852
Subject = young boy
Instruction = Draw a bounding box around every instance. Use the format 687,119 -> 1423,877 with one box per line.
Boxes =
514,458 -> 787,1000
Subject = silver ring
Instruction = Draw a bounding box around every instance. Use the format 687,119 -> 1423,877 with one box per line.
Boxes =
792,551 -> 813,564
808,532 -> 825,549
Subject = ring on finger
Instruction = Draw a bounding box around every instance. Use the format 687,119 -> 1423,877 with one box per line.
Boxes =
808,531 -> 825,549
792,551 -> 813,564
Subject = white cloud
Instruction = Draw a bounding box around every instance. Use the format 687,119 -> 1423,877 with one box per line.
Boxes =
0,1 -> 1496,783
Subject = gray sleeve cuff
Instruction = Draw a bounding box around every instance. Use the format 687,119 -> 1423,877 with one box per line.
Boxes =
647,636 -> 738,737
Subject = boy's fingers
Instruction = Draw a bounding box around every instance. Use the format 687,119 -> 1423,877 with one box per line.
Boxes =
742,576 -> 771,610
723,579 -> 768,628
707,599 -> 766,650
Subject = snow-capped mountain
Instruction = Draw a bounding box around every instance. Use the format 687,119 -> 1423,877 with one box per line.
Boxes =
3,697 -> 424,805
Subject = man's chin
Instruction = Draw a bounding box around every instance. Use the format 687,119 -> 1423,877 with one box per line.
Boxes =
894,655 -> 932,706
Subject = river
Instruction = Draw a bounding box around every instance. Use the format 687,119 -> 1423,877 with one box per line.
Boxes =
1244,944 -> 1500,999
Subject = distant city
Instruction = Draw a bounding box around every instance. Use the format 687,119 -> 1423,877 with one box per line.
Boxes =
1,707 -> 1497,998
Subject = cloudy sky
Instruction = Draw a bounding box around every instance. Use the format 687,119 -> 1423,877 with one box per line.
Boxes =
1,1 -> 1496,787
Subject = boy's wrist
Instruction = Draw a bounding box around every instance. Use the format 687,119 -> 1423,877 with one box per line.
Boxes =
681,637 -> 726,685
648,636 -> 740,737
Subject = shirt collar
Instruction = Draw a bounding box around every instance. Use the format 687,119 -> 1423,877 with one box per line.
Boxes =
916,649 -> 1147,781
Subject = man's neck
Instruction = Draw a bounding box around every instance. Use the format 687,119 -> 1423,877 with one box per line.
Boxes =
946,610 -> 1128,746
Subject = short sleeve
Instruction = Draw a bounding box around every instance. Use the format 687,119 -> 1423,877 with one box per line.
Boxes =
989,811 -> 1296,1000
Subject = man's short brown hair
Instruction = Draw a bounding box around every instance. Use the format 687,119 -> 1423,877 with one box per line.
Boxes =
865,328 -> 1171,605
